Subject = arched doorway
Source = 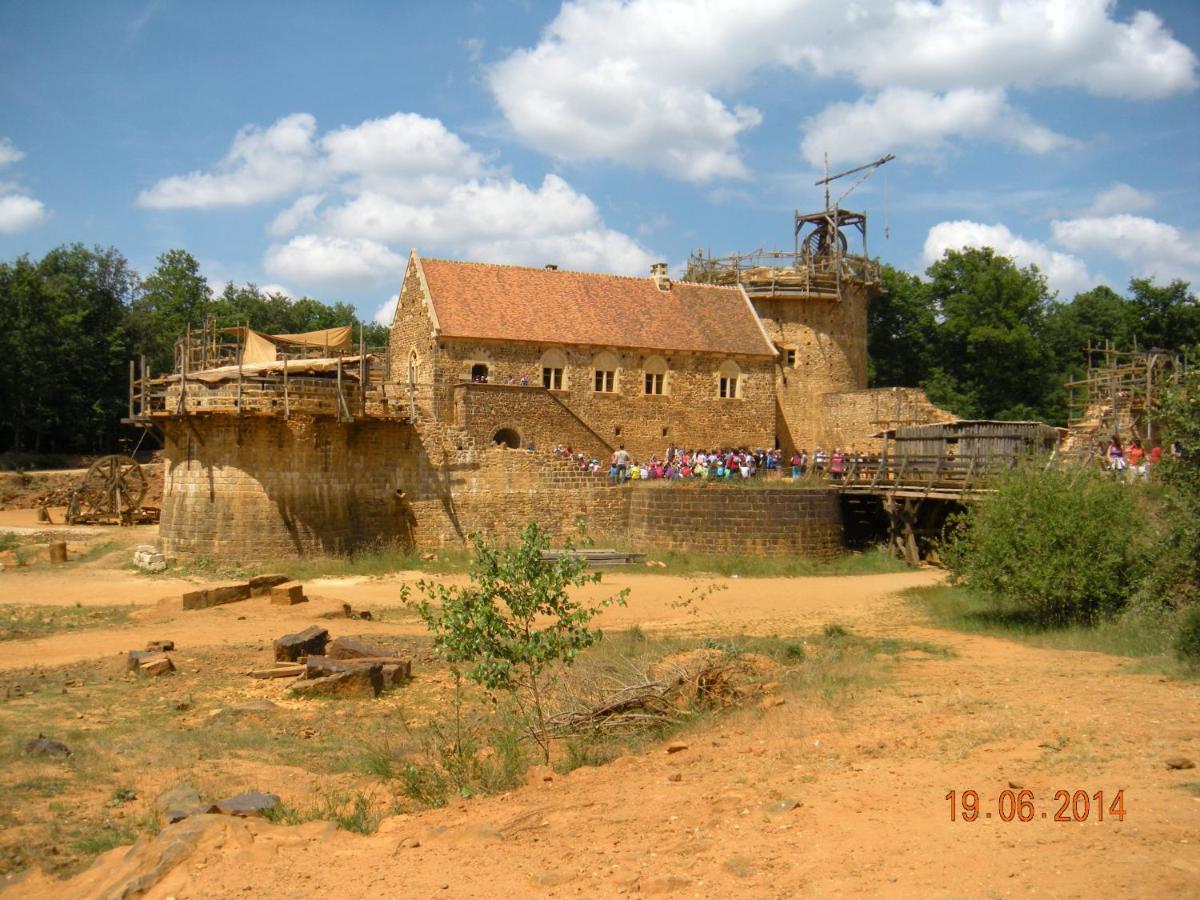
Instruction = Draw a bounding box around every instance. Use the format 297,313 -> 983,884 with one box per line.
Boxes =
493,427 -> 521,449
471,363 -> 489,383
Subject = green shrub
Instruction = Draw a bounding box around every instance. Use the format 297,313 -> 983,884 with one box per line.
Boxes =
941,465 -> 1150,626
1175,606 -> 1200,664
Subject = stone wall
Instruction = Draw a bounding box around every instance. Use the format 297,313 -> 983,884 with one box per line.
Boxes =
437,339 -> 776,461
158,414 -> 842,561
750,281 -> 870,452
627,483 -> 843,558
452,383 -> 613,458
819,387 -> 956,452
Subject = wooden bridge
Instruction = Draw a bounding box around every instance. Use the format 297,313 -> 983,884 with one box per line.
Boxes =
835,421 -> 1063,564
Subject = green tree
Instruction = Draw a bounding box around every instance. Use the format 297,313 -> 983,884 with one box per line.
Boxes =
0,245 -> 136,452
924,247 -> 1055,421
1128,278 -> 1200,352
869,265 -> 935,387
408,523 -> 628,764
130,249 -> 212,373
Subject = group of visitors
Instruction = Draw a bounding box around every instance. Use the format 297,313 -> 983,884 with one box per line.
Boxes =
551,443 -> 871,484
1104,436 -> 1172,478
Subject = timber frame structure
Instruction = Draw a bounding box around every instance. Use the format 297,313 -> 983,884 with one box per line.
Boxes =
1064,343 -> 1186,453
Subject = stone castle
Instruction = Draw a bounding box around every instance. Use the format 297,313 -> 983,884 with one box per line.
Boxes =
142,213 -> 951,561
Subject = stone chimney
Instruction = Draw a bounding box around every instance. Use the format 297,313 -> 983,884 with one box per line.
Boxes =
650,261 -> 671,291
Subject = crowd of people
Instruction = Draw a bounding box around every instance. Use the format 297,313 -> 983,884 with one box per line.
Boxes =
552,443 -> 874,483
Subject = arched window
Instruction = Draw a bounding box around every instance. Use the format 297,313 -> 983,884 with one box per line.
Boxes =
643,355 -> 668,395
540,348 -> 567,391
470,363 -> 489,383
593,351 -> 619,393
718,359 -> 742,399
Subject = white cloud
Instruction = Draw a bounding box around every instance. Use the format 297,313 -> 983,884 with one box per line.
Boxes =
1083,182 -> 1156,216
322,113 -> 484,184
923,220 -> 1093,296
268,193 -> 325,237
258,283 -> 292,298
489,0 -> 1196,180
263,235 -> 409,286
800,87 -> 1076,166
373,294 -> 399,326
0,139 -> 49,233
0,138 -> 25,168
0,194 -> 49,233
137,113 -> 320,208
147,110 -> 660,291
1051,214 -> 1200,283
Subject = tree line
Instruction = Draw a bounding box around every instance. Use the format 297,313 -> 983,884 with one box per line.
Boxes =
0,245 -> 386,454
869,248 -> 1200,423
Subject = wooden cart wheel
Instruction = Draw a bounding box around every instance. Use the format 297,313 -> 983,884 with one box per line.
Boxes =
69,455 -> 148,524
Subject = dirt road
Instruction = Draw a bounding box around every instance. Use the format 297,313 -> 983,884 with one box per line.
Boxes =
2,555 -> 1197,898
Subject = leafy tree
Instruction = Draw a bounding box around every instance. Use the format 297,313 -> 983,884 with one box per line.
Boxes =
924,248 -> 1055,421
0,245 -> 136,452
868,265 -> 935,387
130,249 -> 212,373
1128,278 -> 1200,352
407,523 -> 628,764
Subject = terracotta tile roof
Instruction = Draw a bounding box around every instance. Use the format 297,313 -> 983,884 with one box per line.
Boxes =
418,256 -> 775,357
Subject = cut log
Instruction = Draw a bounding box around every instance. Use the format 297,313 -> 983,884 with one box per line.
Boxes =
273,625 -> 329,662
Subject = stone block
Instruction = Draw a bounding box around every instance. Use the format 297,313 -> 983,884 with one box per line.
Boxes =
214,790 -> 280,817
326,636 -> 389,660
273,625 -> 329,662
250,573 -> 290,596
145,640 -> 175,652
138,654 -> 175,676
206,582 -> 251,606
269,581 -> 306,605
290,665 -> 383,698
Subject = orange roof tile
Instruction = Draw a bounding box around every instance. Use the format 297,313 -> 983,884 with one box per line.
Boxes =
418,256 -> 775,358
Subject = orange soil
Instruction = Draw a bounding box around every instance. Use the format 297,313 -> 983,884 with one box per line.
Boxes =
2,545 -> 1198,898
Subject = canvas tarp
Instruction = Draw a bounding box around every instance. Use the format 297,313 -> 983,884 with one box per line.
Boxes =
221,326 -> 353,366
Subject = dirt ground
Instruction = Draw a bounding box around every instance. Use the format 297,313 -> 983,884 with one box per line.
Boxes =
1,525 -> 1198,898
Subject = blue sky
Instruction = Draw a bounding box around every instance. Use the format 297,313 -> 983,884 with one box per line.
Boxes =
1,0 -> 1198,325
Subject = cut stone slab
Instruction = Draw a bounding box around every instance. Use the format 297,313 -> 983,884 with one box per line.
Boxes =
156,784 -> 217,825
250,573 -> 290,596
306,655 -> 411,684
145,640 -> 175,653
290,665 -> 383,698
182,582 -> 252,610
247,664 -> 305,679
273,625 -> 329,662
139,655 -> 175,676
214,790 -> 280,818
269,581 -> 306,605
327,636 -> 390,660
127,649 -> 158,671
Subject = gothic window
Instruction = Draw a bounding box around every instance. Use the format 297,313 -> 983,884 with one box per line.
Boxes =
718,359 -> 742,399
593,351 -> 619,393
643,355 -> 668,395
540,348 -> 567,390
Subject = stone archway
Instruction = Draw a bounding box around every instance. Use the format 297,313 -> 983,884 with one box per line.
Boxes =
492,427 -> 521,449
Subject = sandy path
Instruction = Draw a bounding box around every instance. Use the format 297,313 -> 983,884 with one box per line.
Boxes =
19,591 -> 1198,899
0,568 -> 944,670
3,559 -> 1197,898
